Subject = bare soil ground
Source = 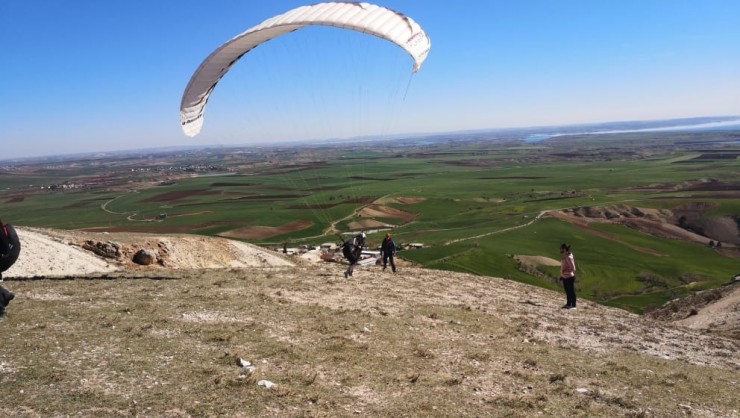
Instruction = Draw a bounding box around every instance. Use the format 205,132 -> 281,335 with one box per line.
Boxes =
347,219 -> 388,230
646,282 -> 740,340
347,196 -> 425,230
392,197 -> 426,204
5,228 -> 295,278
557,206 -> 681,239
357,204 -> 417,223
218,220 -> 313,240
546,204 -> 738,251
513,255 -> 560,267
1,228 -> 739,416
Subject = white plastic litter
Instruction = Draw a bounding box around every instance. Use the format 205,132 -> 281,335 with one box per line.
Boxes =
257,380 -> 275,389
237,358 -> 256,372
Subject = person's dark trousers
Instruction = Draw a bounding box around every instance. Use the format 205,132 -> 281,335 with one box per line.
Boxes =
0,284 -> 14,316
383,254 -> 396,272
1,284 -> 13,304
562,277 -> 576,307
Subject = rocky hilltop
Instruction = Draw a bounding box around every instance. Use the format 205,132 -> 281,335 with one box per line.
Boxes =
1,227 -> 738,416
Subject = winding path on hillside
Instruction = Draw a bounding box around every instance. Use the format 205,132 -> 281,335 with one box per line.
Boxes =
444,210 -> 549,245
443,207 -> 664,256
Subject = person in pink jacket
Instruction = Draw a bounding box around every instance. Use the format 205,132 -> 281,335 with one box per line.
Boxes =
559,243 -> 577,309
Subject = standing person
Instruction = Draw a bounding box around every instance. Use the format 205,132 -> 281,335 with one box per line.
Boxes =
342,232 -> 365,278
0,220 -> 21,318
380,232 -> 397,273
559,243 -> 577,309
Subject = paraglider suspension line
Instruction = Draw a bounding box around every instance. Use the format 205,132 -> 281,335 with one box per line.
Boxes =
402,74 -> 414,101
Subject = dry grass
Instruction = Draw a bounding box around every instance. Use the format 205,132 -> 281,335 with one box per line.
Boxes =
1,264 -> 738,417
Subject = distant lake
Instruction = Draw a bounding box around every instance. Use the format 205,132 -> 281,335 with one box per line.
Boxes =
525,120 -> 740,142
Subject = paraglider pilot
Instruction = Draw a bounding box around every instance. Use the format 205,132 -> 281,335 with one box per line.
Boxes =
342,232 -> 365,278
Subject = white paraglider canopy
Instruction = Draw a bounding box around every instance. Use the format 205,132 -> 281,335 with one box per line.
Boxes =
180,1 -> 431,137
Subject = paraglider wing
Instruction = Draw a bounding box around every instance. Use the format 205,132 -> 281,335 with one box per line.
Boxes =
180,2 -> 431,137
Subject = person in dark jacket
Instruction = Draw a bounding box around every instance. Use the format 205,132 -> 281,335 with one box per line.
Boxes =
342,232 -> 365,278
0,220 -> 20,318
380,232 -> 397,273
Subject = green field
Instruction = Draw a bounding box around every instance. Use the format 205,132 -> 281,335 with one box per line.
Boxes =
1,131 -> 738,312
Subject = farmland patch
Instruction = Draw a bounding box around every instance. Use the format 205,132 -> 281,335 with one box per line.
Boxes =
219,220 -> 312,239
5,195 -> 25,203
81,221 -> 238,234
550,203 -> 739,250
142,189 -> 220,202
513,254 -> 560,267
394,196 -> 426,204
358,204 -> 417,223
348,219 -> 388,229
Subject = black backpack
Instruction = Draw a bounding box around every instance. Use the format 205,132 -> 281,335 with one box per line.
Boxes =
341,240 -> 355,262
0,223 -> 21,272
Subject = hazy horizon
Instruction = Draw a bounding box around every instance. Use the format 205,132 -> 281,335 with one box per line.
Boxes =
3,115 -> 739,163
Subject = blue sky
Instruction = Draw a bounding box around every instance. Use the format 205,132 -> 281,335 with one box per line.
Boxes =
2,1 -> 739,159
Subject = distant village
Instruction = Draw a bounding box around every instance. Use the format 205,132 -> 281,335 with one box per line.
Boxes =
38,164 -> 224,191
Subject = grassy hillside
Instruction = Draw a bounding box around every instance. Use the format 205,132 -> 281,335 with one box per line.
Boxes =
1,131 -> 738,312
1,264 -> 738,417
